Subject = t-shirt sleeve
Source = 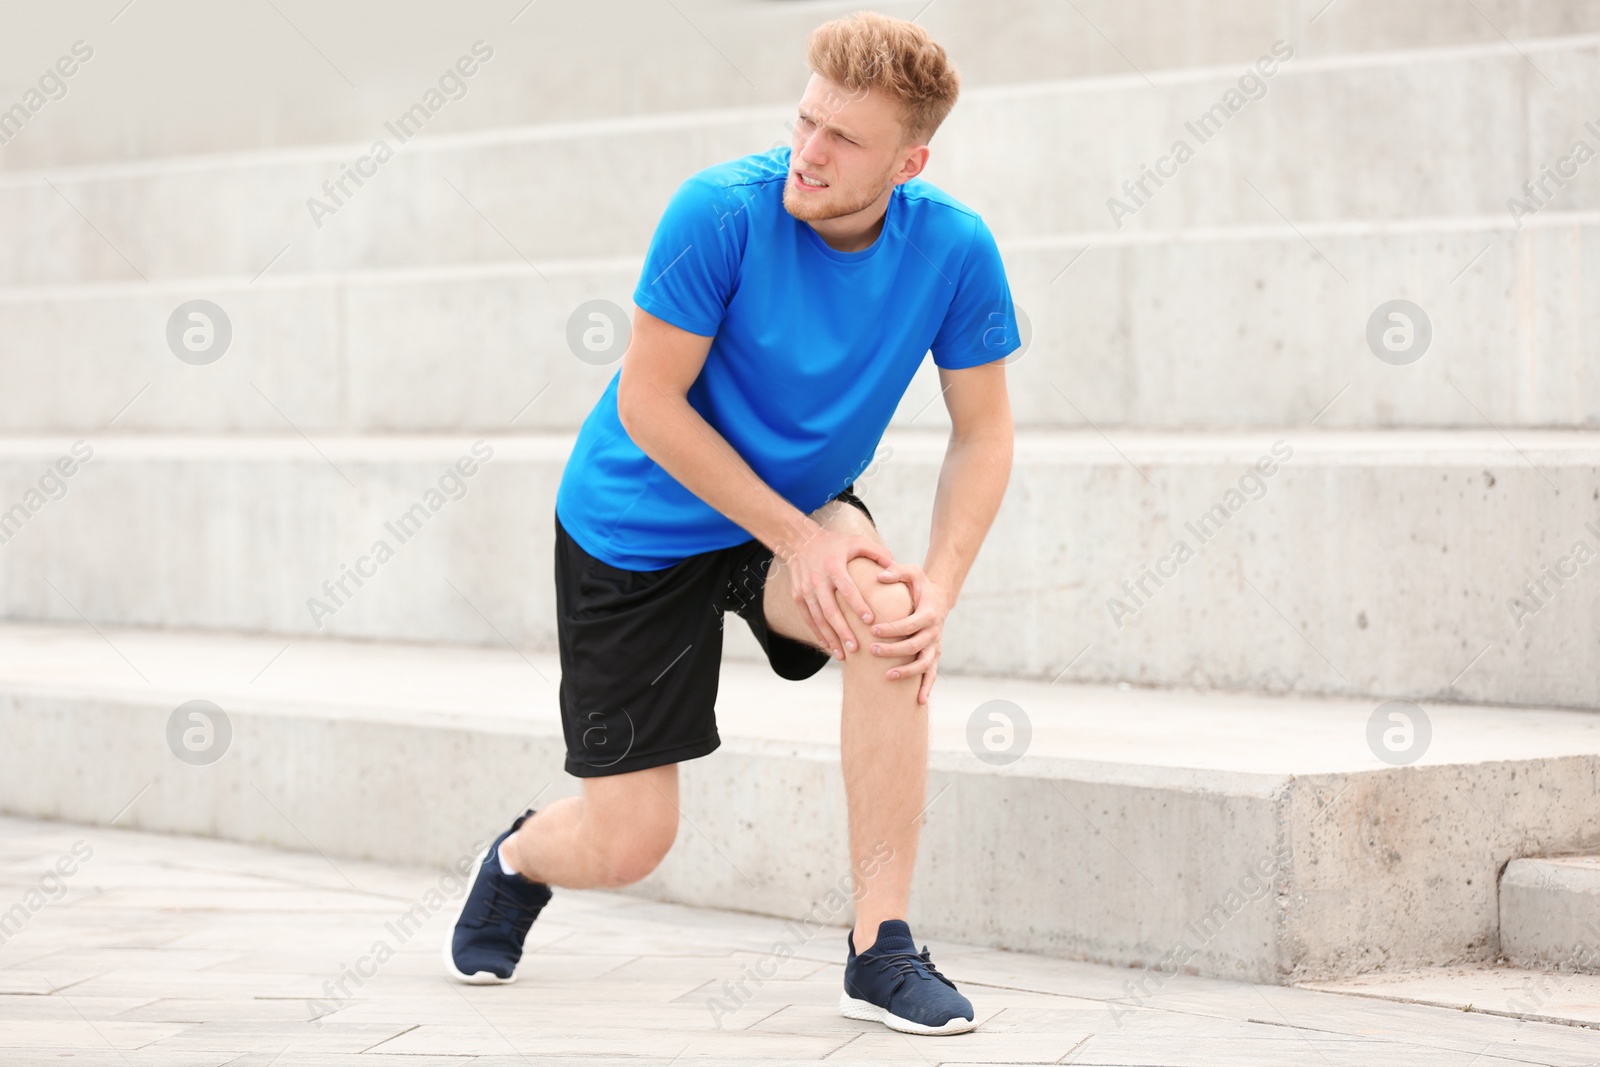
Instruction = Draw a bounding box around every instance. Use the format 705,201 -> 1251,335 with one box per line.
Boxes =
630,177 -> 745,337
929,216 -> 1022,369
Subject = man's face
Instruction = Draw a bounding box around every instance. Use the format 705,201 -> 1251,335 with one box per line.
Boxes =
783,74 -> 921,223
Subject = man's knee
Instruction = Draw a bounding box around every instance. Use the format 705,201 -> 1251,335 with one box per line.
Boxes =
583,772 -> 679,887
843,555 -> 914,644
595,824 -> 676,887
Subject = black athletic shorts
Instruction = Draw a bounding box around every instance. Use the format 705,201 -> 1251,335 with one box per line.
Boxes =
553,485 -> 875,778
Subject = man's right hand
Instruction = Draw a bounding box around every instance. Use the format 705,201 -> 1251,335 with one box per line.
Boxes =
781,522 -> 897,660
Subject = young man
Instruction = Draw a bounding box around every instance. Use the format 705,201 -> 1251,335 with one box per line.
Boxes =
445,11 -> 1017,1036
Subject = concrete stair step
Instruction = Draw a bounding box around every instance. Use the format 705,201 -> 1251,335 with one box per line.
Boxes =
0,429 -> 1597,708
3,621 -> 1597,984
9,0 -> 1597,172
6,34 -> 1600,286
2,215 -> 1599,433
1500,856 -> 1600,973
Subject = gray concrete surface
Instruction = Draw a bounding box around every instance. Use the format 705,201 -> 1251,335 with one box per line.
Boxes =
6,0 -> 1599,171
1501,857 -> 1600,974
4,814 -> 1600,1066
3,623 -> 1599,983
4,218 -> 1600,432
1,432 -> 1597,707
1307,965 -> 1600,1030
7,37 -> 1600,286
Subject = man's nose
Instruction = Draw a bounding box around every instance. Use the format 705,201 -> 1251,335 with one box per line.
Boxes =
797,128 -> 828,162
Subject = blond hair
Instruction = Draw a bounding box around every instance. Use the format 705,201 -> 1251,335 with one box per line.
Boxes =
806,11 -> 960,146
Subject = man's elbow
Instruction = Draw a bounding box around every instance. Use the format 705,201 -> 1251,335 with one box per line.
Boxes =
616,384 -> 637,437
950,409 -> 1014,450
953,415 -> 1014,484
617,377 -> 681,451
616,376 -> 649,441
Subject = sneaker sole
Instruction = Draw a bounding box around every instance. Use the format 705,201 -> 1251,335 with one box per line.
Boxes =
839,992 -> 975,1035
440,844 -> 517,985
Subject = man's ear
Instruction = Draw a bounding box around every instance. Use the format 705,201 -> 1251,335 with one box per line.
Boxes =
895,144 -> 930,184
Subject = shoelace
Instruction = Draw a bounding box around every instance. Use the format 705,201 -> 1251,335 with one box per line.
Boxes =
478,872 -> 545,933
872,945 -> 956,992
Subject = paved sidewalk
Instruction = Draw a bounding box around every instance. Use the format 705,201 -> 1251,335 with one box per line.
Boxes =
1,817 -> 1597,1066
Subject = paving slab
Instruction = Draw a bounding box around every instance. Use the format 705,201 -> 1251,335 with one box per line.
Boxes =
1306,965 -> 1600,1029
2,816 -> 1599,1067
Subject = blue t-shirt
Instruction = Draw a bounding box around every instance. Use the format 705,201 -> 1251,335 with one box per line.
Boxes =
555,146 -> 1020,570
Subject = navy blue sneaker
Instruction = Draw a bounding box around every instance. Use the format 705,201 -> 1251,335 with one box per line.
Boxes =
442,809 -> 553,984
841,919 -> 975,1035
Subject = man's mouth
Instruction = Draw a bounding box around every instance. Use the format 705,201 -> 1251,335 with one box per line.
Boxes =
794,170 -> 829,189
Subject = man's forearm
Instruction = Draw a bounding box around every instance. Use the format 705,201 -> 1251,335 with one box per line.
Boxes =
623,386 -> 816,556
923,431 -> 1013,604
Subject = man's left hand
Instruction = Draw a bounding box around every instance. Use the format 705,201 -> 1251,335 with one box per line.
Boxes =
866,562 -> 950,705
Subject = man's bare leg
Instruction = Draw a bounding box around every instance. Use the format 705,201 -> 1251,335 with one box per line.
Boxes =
501,764 -> 680,889
763,501 -> 924,952
837,555 -> 921,951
